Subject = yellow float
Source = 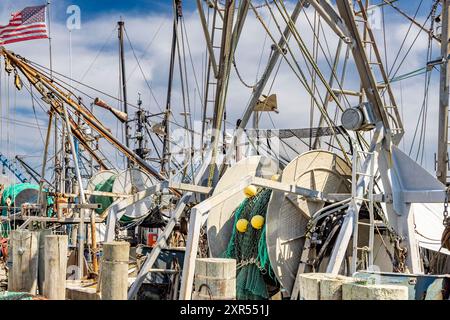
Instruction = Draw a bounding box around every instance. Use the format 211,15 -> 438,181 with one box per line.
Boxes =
251,215 -> 265,230
236,218 -> 249,233
244,185 -> 258,198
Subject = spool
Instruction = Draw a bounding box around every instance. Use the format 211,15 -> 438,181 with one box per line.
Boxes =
112,168 -> 158,221
87,169 -> 156,222
100,241 -> 130,300
86,169 -> 117,214
43,235 -> 68,300
55,197 -> 68,215
265,150 -> 352,295
37,229 -> 52,294
8,229 -> 39,294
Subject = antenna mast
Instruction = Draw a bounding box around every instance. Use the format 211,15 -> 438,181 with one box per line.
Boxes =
437,0 -> 450,185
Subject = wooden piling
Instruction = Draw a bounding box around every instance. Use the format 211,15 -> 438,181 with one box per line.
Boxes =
8,229 -> 39,294
43,235 -> 68,300
100,242 -> 130,300
37,229 -> 52,294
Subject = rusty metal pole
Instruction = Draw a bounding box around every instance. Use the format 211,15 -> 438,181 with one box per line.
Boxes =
118,20 -> 131,168
437,0 -> 450,184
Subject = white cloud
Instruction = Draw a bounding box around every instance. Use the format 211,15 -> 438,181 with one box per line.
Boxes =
0,1 -> 442,184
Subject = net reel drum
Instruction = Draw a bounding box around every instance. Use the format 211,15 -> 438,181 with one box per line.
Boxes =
265,150 -> 352,295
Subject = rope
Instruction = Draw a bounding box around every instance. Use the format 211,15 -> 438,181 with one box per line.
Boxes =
80,26 -> 116,82
25,59 -> 195,134
259,0 -> 351,164
232,59 -> 260,89
123,26 -> 164,115
385,0 -> 437,85
407,3 -> 437,163
29,85 -> 45,145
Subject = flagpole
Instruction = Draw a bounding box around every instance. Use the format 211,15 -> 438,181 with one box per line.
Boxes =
46,0 -> 53,78
69,29 -> 73,90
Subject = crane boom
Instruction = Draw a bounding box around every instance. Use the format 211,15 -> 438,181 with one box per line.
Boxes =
0,152 -> 28,183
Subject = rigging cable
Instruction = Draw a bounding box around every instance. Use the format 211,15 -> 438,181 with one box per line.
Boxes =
255,0 -> 351,163
25,59 -> 198,134
407,2 -> 437,165
80,26 -> 116,82
29,85 -> 45,145
123,26 -> 165,115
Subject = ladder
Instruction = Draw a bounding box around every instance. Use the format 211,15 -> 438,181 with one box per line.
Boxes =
354,0 -> 404,137
350,148 -> 375,274
200,0 -> 224,149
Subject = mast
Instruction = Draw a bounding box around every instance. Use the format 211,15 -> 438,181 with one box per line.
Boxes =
161,0 -> 182,176
207,0 -> 236,185
118,20 -> 130,167
437,0 -> 450,185
135,94 -> 149,160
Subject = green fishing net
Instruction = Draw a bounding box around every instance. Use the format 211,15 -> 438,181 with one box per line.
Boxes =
0,291 -> 33,300
223,188 -> 277,300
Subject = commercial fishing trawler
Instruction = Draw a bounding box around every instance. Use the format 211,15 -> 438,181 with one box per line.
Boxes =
0,0 -> 449,302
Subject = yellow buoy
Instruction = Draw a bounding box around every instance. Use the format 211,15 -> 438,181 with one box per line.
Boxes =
271,174 -> 280,181
251,215 -> 265,230
244,185 -> 258,198
236,219 -> 249,233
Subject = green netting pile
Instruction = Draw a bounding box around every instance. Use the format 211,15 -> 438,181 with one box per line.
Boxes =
223,188 -> 276,300
0,291 -> 33,300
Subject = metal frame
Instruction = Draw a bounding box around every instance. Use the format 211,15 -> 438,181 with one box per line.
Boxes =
178,172 -> 368,299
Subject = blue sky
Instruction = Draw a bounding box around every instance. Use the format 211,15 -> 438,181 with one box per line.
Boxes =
1,1 -> 434,24
0,0 -> 445,179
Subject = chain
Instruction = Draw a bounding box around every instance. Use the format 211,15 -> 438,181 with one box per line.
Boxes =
443,187 -> 449,226
374,203 -> 401,242
374,204 -> 409,271
441,188 -> 450,250
393,238 -> 408,273
236,257 -> 267,274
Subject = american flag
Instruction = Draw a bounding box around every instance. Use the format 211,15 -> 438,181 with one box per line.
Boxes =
0,5 -> 48,45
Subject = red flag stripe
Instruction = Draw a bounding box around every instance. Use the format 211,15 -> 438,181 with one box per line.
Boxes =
0,35 -> 48,45
1,28 -> 47,40
0,23 -> 47,34
0,31 -> 47,42
0,28 -> 47,40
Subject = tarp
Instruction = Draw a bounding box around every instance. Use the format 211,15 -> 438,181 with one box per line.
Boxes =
413,202 -> 450,255
1,183 -> 39,215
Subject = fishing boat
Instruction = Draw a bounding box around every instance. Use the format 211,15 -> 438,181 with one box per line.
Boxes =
0,0 -> 449,302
